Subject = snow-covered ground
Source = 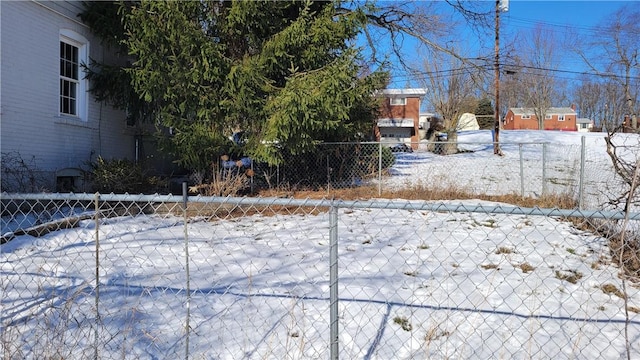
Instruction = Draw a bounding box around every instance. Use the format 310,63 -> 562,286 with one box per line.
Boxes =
2,130 -> 640,359
383,130 -> 620,210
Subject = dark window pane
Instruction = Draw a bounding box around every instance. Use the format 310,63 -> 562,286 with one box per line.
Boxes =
62,97 -> 68,114
69,99 -> 76,115
68,82 -> 76,98
60,40 -> 80,116
65,61 -> 73,78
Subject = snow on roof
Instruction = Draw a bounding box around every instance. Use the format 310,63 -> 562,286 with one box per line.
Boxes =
510,107 -> 576,115
379,88 -> 428,97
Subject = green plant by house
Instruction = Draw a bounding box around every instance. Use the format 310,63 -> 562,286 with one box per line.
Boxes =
89,157 -> 151,194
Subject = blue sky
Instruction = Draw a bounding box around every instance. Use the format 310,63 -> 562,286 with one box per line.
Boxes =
383,0 -> 636,87
501,1 -> 633,76
503,0 -> 627,28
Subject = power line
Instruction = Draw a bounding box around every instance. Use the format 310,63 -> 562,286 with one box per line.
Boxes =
387,61 -> 640,85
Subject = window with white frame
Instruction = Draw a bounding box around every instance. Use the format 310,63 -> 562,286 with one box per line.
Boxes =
521,114 -> 531,119
558,115 -> 565,121
59,30 -> 88,120
390,97 -> 406,106
545,114 -> 552,119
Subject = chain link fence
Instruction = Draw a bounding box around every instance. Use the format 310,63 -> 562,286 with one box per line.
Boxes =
0,135 -> 626,211
255,137 -> 620,210
2,192 -> 640,359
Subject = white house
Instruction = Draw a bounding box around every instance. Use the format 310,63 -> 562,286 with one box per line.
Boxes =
576,118 -> 593,133
1,1 -> 155,192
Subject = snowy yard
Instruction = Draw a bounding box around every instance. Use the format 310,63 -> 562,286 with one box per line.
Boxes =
2,130 -> 640,359
383,130 -> 620,209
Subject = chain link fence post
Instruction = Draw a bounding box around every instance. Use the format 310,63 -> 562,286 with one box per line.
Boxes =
378,141 -> 383,196
182,182 -> 191,360
542,142 -> 548,196
519,143 -> 525,198
93,192 -> 100,360
579,135 -> 586,210
329,201 -> 339,360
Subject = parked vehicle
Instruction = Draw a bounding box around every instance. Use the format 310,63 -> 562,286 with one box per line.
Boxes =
390,143 -> 413,153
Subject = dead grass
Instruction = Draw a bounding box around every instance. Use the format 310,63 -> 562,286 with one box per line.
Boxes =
481,264 -> 500,270
518,262 -> 536,273
608,233 -> 640,282
573,219 -> 640,283
495,247 -> 514,255
167,180 -> 577,221
628,306 -> 640,314
555,270 -> 583,284
601,283 -> 626,299
257,183 -> 579,209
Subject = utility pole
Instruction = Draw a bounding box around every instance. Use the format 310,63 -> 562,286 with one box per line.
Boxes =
494,0 -> 508,156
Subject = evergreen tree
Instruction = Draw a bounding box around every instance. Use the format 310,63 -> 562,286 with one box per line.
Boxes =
475,97 -> 494,130
81,1 -> 388,170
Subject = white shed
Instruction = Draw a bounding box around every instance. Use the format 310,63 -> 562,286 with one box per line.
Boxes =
457,113 -> 480,131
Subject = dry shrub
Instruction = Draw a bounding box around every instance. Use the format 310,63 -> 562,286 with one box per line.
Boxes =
608,231 -> 640,281
569,217 -> 640,283
190,168 -> 250,196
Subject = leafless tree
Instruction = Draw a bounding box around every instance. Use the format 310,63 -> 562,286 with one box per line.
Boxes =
356,1 -> 501,153
498,56 -> 526,116
414,51 -> 482,154
577,4 -> 640,130
518,25 -> 566,129
602,80 -> 631,130
573,76 -> 603,126
577,9 -> 640,359
358,1 -> 453,72
573,76 -> 629,130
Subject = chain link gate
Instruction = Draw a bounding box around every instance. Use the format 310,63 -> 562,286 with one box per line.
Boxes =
2,193 -> 640,359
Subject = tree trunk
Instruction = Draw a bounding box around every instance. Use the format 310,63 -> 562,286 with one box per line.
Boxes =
443,130 -> 458,155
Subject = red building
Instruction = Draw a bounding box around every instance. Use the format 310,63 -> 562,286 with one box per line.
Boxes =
374,89 -> 427,150
503,106 -> 577,131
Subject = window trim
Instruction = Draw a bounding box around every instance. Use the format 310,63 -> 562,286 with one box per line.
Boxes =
390,97 -> 407,106
545,114 -> 552,119
59,29 -> 89,121
521,114 -> 531,119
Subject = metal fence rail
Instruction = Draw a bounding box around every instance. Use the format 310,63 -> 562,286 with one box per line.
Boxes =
2,192 -> 640,359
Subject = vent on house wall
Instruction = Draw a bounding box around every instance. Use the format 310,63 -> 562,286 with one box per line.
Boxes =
56,168 -> 85,192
